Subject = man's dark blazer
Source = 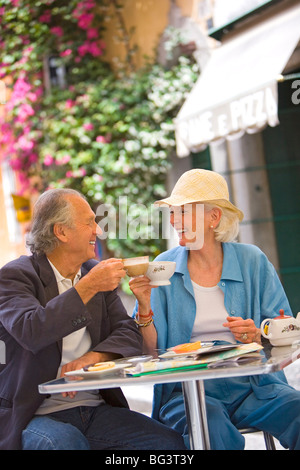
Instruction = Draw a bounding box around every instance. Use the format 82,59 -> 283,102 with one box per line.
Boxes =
0,253 -> 143,450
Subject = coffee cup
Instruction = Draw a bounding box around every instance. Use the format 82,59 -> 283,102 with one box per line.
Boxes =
123,256 -> 149,277
146,261 -> 176,286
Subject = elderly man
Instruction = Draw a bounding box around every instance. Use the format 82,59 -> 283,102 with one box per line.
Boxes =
0,188 -> 185,450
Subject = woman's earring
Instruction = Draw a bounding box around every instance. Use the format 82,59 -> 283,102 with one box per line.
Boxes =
210,225 -> 214,229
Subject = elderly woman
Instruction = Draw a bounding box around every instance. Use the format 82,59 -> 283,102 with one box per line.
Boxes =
130,169 -> 300,450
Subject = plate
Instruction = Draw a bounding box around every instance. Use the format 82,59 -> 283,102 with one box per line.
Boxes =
116,355 -> 153,365
64,363 -> 129,379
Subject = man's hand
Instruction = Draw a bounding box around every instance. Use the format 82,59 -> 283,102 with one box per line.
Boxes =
75,259 -> 126,304
90,259 -> 126,291
60,351 -> 120,398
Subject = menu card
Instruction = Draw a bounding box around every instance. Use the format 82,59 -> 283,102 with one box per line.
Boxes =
125,342 -> 263,376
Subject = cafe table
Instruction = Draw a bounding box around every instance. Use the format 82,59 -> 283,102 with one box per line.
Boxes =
38,342 -> 300,450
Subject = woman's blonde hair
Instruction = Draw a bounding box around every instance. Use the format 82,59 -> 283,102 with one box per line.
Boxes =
204,203 -> 240,242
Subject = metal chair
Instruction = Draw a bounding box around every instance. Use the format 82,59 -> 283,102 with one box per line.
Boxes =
240,427 -> 276,450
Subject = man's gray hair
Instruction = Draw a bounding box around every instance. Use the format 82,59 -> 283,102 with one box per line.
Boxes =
27,188 -> 86,254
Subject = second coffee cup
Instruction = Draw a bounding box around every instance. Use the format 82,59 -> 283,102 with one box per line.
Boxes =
123,256 -> 149,277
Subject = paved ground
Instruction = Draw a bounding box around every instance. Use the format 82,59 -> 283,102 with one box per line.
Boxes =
122,358 -> 300,450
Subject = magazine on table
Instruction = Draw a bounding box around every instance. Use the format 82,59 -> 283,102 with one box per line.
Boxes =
124,343 -> 263,376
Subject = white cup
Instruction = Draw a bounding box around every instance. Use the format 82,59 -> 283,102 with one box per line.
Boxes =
146,261 -> 176,286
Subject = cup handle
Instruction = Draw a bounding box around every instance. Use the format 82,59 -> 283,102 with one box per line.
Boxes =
261,319 -> 272,339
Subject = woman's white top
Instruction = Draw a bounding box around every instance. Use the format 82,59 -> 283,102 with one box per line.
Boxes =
190,281 -> 236,344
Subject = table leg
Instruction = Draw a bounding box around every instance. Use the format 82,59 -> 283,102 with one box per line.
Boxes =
182,379 -> 211,450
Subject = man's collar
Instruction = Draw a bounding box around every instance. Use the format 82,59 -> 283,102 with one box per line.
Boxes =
47,258 -> 81,283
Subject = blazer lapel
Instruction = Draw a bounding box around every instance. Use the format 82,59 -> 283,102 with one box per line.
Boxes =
80,262 -> 102,347
32,253 -> 59,302
32,253 -> 62,353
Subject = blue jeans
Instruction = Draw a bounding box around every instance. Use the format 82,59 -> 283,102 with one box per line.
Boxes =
159,375 -> 300,450
22,404 -> 185,450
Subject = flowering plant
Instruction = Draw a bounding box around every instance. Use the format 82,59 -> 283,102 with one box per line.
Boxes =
0,0 -> 107,189
0,0 -> 199,261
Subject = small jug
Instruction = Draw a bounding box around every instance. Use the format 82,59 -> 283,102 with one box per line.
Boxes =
261,309 -> 300,346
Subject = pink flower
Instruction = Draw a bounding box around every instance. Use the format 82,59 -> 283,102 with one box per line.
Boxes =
87,28 -> 98,39
83,122 -> 94,131
65,99 -> 75,109
60,48 -> 72,57
85,1 -> 96,9
75,1 -> 95,13
27,91 -> 38,102
17,103 -> 35,122
43,154 -> 54,166
39,10 -> 51,23
7,77 -> 35,110
23,46 -> 34,56
77,13 -> 94,29
18,135 -> 34,151
21,37 -> 30,45
10,158 -> 23,171
79,168 -> 87,177
17,173 -> 31,193
78,40 -> 102,57
29,153 -> 38,163
0,123 -> 13,144
14,77 -> 31,96
92,174 -> 103,182
89,41 -> 102,57
50,26 -> 64,37
60,154 -> 71,164
18,56 -> 28,65
96,135 -> 106,143
0,132 -> 11,145
22,126 -> 31,134
78,43 -> 89,57
66,168 -> 87,178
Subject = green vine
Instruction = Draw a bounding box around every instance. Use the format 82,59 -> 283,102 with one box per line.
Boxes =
0,0 -> 199,263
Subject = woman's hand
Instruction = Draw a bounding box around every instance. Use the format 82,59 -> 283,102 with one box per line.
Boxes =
129,276 -> 158,356
129,276 -> 154,316
223,316 -> 261,344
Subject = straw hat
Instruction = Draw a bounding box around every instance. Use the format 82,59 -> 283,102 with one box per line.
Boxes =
154,169 -> 244,221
